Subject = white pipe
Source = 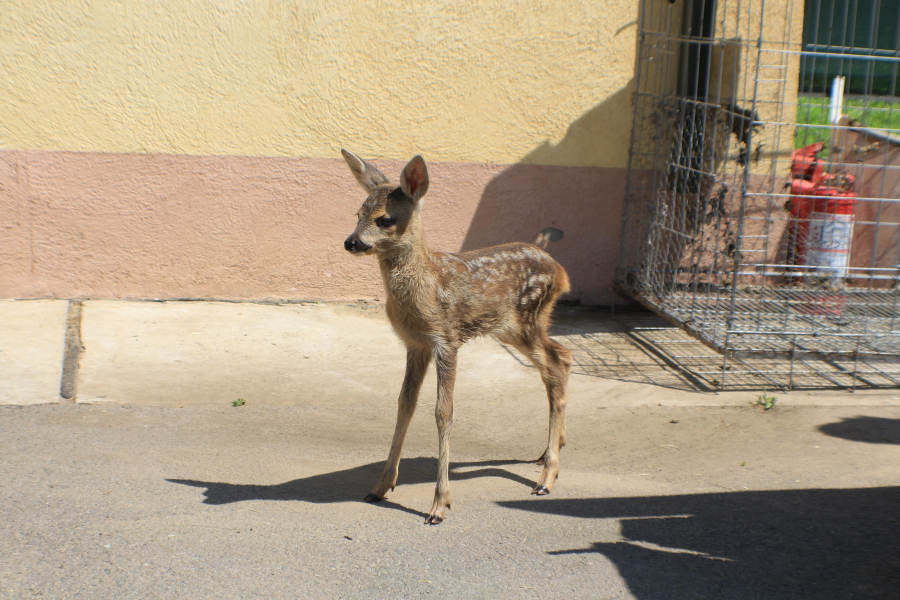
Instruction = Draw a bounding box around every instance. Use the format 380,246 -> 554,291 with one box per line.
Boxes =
829,76 -> 845,125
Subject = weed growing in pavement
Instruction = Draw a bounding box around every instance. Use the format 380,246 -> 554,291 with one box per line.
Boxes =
756,389 -> 777,410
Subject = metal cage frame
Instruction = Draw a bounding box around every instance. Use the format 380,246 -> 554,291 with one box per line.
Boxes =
616,0 -> 900,390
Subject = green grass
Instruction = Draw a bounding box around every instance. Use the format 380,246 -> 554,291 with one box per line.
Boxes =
795,96 -> 900,148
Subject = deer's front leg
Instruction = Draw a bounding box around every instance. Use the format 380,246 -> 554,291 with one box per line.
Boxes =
364,347 -> 431,502
426,346 -> 458,524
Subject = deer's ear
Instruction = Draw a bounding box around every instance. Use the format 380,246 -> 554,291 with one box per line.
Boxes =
341,149 -> 389,193
400,155 -> 429,206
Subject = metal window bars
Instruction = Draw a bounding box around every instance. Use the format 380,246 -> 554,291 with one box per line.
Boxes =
616,0 -> 900,390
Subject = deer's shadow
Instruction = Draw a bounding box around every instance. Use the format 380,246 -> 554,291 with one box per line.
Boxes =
167,457 -> 535,518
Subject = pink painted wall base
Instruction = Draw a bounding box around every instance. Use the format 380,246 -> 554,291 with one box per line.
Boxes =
0,150 -> 626,305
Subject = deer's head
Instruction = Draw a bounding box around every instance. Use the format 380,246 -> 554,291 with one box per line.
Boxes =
341,150 -> 429,256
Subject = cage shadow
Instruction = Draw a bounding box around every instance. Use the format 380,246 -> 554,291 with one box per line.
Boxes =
499,487 -> 900,600
518,308 -> 712,392
817,416 -> 900,445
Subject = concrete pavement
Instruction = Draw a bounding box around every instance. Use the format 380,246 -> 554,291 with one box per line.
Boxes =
0,300 -> 68,405
4,299 -> 900,408
2,300 -> 900,598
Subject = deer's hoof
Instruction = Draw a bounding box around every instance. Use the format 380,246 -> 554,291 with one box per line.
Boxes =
531,485 -> 550,496
424,515 -> 443,525
363,493 -> 383,503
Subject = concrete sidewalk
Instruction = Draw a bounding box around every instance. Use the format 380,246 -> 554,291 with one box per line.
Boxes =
3,298 -> 900,408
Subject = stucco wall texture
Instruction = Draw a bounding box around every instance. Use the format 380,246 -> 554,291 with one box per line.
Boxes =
0,0 -> 640,305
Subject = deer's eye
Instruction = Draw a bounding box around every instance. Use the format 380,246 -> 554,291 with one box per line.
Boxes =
376,216 -> 396,229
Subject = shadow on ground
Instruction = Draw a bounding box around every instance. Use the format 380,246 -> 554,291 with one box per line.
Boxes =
168,458 -> 534,518
818,416 -> 900,445
500,487 -> 900,599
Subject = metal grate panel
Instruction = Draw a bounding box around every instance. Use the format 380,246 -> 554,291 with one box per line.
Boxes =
616,0 -> 900,389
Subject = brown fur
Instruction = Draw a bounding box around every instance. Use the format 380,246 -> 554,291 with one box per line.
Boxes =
341,150 -> 572,524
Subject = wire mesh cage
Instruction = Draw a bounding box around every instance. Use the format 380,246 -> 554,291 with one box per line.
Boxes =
616,0 -> 900,389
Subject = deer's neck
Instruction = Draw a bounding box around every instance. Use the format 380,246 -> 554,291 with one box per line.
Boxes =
377,226 -> 435,312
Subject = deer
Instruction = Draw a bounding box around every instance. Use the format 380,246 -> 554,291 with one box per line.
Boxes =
341,149 -> 573,524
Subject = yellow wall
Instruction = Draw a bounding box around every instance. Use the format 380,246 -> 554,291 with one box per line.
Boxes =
0,0 -> 639,168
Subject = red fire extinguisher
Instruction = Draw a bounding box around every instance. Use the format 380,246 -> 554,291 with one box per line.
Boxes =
787,143 -> 858,314
787,142 -> 858,282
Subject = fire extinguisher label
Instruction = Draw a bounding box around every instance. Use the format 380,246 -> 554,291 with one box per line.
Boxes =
806,211 -> 854,278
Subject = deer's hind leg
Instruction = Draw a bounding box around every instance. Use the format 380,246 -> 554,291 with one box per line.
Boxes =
364,347 -> 431,502
537,337 -> 572,459
509,329 -> 572,496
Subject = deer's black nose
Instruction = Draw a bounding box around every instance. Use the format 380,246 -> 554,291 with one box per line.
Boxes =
344,234 -> 370,254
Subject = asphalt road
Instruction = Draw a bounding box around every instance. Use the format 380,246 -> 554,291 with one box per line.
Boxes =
3,401 -> 899,599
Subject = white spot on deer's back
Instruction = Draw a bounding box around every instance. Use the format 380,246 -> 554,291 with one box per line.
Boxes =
519,287 -> 541,306
437,287 -> 453,302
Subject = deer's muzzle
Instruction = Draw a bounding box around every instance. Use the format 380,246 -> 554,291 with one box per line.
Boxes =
344,234 -> 371,255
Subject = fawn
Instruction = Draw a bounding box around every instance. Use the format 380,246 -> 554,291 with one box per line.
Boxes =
341,150 -> 573,524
